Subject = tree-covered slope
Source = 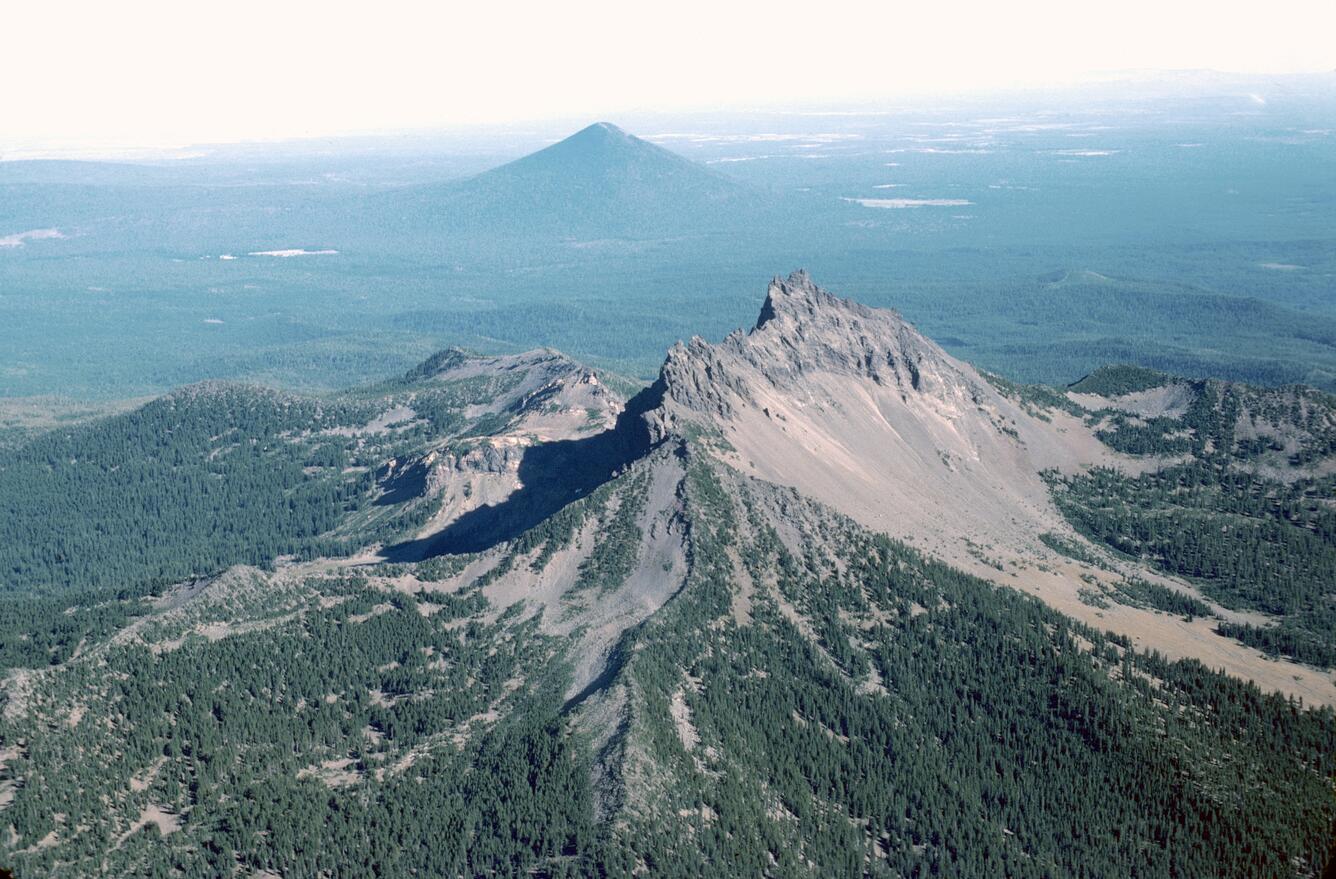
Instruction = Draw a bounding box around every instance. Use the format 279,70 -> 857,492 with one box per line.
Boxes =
593,459 -> 1336,877
4,274 -> 1336,877
1049,370 -> 1336,669
0,348 -> 625,600
1,446 -> 1332,878
0,385 -> 374,596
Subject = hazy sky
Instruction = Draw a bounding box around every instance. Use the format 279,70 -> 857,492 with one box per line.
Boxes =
6,0 -> 1333,150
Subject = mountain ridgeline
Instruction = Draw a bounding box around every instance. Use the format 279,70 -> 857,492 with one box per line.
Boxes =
1,273 -> 1335,878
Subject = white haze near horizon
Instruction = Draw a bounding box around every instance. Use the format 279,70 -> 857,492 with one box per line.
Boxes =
4,0 -> 1334,154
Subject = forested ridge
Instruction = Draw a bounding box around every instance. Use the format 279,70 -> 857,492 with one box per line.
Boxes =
0,352 -> 574,600
2,448 -> 1333,877
0,385 -> 373,596
2,347 -> 1335,876
605,463 -> 1336,876
1049,365 -> 1336,669
0,350 -> 606,678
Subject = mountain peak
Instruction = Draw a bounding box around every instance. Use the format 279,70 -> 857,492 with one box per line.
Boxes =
377,121 -> 768,239
645,274 -> 1128,624
652,272 -> 971,447
570,121 -> 630,141
549,121 -> 638,155
519,121 -> 666,171
754,269 -> 854,330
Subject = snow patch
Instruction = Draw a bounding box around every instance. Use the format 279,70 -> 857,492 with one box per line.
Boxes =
1047,149 -> 1120,157
0,228 -> 65,248
885,147 -> 993,155
247,249 -> 339,257
843,197 -> 973,209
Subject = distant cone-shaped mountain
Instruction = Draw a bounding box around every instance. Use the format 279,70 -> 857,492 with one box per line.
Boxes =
376,122 -> 768,238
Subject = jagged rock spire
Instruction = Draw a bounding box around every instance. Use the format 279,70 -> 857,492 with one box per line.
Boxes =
757,269 -> 821,330
645,270 -> 985,452
754,269 -> 881,333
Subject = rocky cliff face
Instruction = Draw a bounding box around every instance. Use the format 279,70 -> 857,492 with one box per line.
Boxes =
646,271 -> 1106,564
652,270 -> 989,427
378,273 -> 1334,706
362,348 -> 631,557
